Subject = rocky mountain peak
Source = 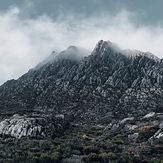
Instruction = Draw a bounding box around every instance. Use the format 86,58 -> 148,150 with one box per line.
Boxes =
55,45 -> 90,62
123,49 -> 160,62
92,40 -> 120,55
33,51 -> 58,70
93,40 -> 160,63
67,45 -> 78,51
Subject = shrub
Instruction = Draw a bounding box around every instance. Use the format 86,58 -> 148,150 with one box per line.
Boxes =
131,155 -> 142,163
98,152 -> 109,162
51,152 -> 61,162
39,153 -> 54,163
111,139 -> 123,145
27,140 -> 40,148
107,152 -> 116,160
72,149 -> 81,155
117,154 -> 131,163
150,145 -> 163,154
83,146 -> 99,155
85,153 -> 100,163
30,148 -> 40,153
40,141 -> 51,151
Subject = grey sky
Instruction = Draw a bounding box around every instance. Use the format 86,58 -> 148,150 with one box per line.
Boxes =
0,0 -> 163,85
1,0 -> 163,25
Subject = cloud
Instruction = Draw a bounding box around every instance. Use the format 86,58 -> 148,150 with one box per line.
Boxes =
0,3 -> 163,85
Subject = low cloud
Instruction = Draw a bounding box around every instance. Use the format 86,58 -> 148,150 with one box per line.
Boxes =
0,3 -> 163,85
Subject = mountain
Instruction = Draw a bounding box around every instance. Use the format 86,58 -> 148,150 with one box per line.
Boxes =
0,40 -> 163,162
0,40 -> 162,117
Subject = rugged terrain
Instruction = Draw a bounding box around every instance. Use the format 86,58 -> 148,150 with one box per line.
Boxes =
0,40 -> 162,162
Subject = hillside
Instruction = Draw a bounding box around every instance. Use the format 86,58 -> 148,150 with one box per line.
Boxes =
0,40 -> 162,162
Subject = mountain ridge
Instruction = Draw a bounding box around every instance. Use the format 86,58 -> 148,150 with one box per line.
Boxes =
0,40 -> 162,113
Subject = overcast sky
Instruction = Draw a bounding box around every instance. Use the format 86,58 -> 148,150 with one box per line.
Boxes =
0,0 -> 163,85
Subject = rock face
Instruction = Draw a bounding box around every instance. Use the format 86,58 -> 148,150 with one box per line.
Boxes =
0,114 -> 68,139
0,40 -> 162,139
103,112 -> 163,142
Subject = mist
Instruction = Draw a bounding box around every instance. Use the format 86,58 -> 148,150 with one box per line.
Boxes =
0,3 -> 163,85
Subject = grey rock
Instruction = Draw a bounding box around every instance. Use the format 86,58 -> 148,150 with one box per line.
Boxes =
0,114 -> 66,139
153,129 -> 163,139
159,122 -> 163,129
128,133 -> 139,142
120,117 -> 135,124
143,112 -> 155,119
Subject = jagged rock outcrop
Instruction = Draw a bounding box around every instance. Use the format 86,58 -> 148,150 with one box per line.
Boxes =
103,111 -> 163,142
0,113 -> 69,139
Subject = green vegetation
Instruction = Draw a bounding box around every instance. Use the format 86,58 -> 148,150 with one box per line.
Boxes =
0,125 -> 162,163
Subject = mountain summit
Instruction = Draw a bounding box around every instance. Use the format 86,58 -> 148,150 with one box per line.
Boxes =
93,40 -> 121,54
